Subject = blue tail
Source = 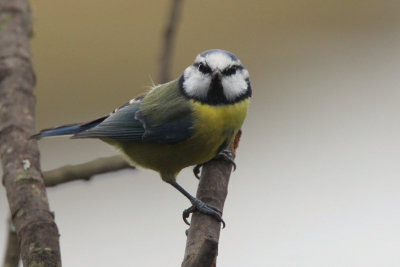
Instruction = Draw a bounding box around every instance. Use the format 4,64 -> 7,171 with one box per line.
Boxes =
31,116 -> 107,140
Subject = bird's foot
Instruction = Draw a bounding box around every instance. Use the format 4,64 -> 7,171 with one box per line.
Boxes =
192,149 -> 236,179
193,164 -> 202,179
215,149 -> 236,171
183,198 -> 225,228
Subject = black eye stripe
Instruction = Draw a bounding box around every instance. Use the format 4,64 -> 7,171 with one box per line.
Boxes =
193,62 -> 212,74
223,68 -> 236,76
222,65 -> 243,76
193,63 -> 244,76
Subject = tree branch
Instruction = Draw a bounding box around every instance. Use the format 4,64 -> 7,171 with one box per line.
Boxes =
0,0 -> 61,266
182,132 -> 242,267
43,155 -> 134,187
159,0 -> 184,83
2,219 -> 19,267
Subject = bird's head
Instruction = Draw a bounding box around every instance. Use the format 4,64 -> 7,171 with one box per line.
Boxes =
180,49 -> 252,105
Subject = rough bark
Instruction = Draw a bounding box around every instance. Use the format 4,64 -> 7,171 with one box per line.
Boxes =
0,1 -> 61,266
182,132 -> 242,267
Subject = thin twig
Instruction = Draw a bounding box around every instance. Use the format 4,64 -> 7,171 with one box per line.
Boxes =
43,156 -> 134,187
2,219 -> 19,267
0,0 -> 61,265
182,132 -> 242,267
159,0 -> 184,83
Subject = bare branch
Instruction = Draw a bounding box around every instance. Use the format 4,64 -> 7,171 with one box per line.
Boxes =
182,132 -> 242,267
159,0 -> 184,83
43,156 -> 134,187
2,219 -> 20,267
0,0 -> 61,266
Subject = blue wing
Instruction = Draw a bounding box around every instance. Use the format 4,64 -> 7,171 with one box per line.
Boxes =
73,96 -> 194,144
73,105 -> 145,140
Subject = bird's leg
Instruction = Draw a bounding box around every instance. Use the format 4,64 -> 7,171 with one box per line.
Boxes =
168,181 -> 225,228
192,149 -> 236,179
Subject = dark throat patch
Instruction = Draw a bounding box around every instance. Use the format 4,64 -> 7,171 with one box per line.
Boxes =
207,76 -> 227,105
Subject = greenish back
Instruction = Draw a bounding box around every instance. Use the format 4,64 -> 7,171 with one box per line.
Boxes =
139,79 -> 193,126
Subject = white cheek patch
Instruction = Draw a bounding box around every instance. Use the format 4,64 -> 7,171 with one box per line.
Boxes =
221,69 -> 249,101
182,66 -> 211,99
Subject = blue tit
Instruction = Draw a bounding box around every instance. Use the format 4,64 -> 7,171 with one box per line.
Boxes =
33,49 -> 252,226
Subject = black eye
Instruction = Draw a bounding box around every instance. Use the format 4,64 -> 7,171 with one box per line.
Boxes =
222,65 -> 239,76
197,63 -> 212,74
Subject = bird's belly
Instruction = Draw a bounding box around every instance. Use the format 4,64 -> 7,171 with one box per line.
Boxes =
108,131 -> 231,178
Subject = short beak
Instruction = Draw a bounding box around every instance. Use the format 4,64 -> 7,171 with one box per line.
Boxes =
210,71 -> 223,92
212,70 -> 221,79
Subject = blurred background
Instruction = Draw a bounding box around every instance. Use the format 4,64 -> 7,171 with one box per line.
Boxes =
2,0 -> 400,266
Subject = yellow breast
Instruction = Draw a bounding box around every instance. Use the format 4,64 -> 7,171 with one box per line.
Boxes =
191,99 -> 249,135
105,98 -> 249,182
188,98 -> 249,159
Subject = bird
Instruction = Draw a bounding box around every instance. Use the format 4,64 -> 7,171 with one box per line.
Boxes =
32,49 -> 252,226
